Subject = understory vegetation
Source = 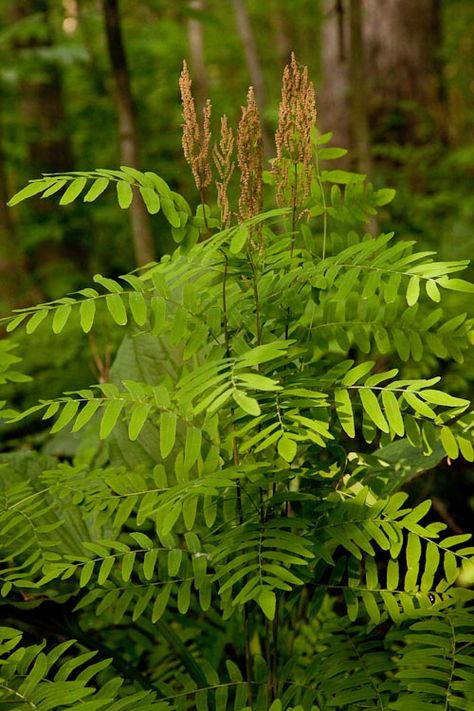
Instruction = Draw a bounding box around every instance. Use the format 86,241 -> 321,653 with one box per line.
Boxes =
1,55 -> 474,710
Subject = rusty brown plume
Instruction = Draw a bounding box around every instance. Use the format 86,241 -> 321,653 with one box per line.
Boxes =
237,86 -> 264,224
212,115 -> 235,229
179,60 -> 212,193
274,53 -> 317,208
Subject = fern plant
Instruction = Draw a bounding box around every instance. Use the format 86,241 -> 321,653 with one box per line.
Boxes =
1,55 -> 474,710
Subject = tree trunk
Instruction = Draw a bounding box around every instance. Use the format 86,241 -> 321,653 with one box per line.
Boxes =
348,0 -> 371,177
187,0 -> 209,117
232,0 -> 273,159
364,0 -> 445,144
318,0 -> 351,152
270,0 -> 291,67
9,0 -> 86,298
0,111 -> 41,310
102,0 -> 155,266
319,0 -> 445,149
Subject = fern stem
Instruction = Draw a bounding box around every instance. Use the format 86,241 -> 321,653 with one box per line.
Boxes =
314,143 -> 328,260
199,187 -> 210,236
285,161 -> 299,342
290,160 -> 298,258
270,596 -> 279,702
222,248 -> 253,706
248,252 -> 262,346
243,606 -> 254,706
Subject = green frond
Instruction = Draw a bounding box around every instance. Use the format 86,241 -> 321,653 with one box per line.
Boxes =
389,608 -> 474,710
0,627 -> 171,710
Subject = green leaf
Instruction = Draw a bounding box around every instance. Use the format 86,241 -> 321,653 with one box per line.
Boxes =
360,590 -> 380,624
117,180 -> 133,209
420,541 -> 440,591
120,165 -> 148,183
315,130 -> 333,145
8,180 -> 50,206
443,551 -> 458,584
52,304 -> 72,334
238,341 -> 289,367
143,549 -> 159,581
426,279 -> 441,302
230,227 -> 248,254
72,399 -> 101,432
50,400 -> 80,433
386,559 -> 399,590
177,579 -> 192,614
420,389 -> 468,408
139,186 -> 160,214
129,292 -> 147,326
439,277 -> 474,293
93,273 -> 122,292
318,147 -> 347,160
121,552 -> 136,582
321,169 -> 365,184
42,179 -> 68,197
359,388 -> 389,432
6,313 -> 28,332
405,532 -> 421,591
79,560 -> 95,587
334,388 -> 355,437
232,390 -> 261,416
152,583 -> 172,621
79,299 -> 96,333
341,361 -> 374,386
184,426 -> 202,472
130,532 -> 153,549
83,176 -> 109,202
183,496 -> 198,530
18,653 -> 49,698
100,399 -> 125,439
160,411 -> 176,458
26,309 -> 49,334
277,435 -> 297,463
98,556 -> 115,585
381,390 -> 404,436
235,373 -> 281,391
145,171 -> 173,196
374,188 -> 396,206
384,272 -> 402,304
106,293 -> 128,325
162,502 -> 181,536
406,275 -> 420,306
43,402 -> 60,420
168,548 -> 182,576
404,391 -> 436,419
128,403 -> 152,441
59,177 -> 88,204
161,197 -> 181,227
257,587 -> 276,620
440,426 -> 459,459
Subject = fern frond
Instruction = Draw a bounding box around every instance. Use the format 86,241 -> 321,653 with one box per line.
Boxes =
389,608 -> 474,710
0,627 -> 171,710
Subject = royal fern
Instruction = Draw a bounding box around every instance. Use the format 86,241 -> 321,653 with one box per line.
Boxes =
1,56 -> 474,710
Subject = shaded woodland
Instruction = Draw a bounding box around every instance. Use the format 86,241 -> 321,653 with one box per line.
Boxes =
0,2 -> 473,708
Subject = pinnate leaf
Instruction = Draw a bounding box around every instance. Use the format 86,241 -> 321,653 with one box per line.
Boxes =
232,390 -> 261,416
117,180 -> 133,209
258,587 -> 276,620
